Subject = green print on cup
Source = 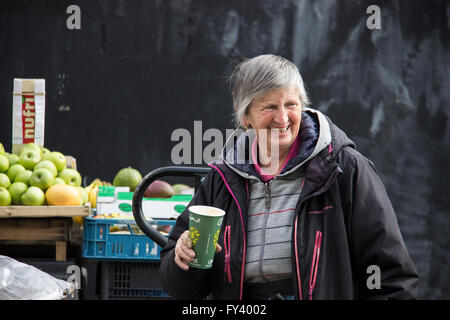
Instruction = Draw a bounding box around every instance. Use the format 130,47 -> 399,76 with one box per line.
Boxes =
188,205 -> 225,269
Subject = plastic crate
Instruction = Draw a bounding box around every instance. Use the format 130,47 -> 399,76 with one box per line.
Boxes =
82,217 -> 175,261
100,261 -> 171,300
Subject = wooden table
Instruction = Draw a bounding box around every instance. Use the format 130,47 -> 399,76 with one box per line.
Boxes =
0,205 -> 90,261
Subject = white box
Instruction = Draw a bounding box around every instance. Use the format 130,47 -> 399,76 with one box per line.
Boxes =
96,186 -> 191,219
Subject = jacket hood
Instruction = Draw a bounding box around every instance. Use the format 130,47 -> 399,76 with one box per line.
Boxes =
325,113 -> 356,155
217,108 -> 353,181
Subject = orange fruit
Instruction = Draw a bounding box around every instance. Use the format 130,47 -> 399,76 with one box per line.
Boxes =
45,184 -> 81,206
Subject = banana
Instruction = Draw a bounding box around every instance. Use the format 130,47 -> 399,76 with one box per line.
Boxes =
86,178 -> 102,188
84,179 -> 114,209
89,185 -> 99,209
92,178 -> 102,186
86,178 -> 113,189
85,184 -> 94,195
85,178 -> 105,205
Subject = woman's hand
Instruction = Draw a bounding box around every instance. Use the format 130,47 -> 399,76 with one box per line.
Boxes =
174,230 -> 222,271
174,230 -> 195,271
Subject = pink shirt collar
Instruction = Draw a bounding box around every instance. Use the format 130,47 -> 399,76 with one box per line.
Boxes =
251,136 -> 300,183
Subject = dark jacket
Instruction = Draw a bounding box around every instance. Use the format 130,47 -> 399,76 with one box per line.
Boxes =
159,111 -> 419,300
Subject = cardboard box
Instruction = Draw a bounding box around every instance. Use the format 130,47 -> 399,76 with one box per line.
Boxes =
96,186 -> 191,219
12,78 -> 46,155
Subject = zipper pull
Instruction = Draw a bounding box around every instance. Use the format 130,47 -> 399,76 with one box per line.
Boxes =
309,285 -> 313,299
265,183 -> 271,209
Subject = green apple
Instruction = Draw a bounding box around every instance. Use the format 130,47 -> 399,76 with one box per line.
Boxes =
43,151 -> 66,172
21,186 -> 45,206
15,170 -> 33,184
7,163 -> 26,182
19,148 -> 41,170
0,187 -> 11,206
8,182 -> 28,205
0,154 -> 9,173
34,160 -> 57,177
21,142 -> 41,155
41,147 -> 51,158
53,177 -> 66,185
29,168 -> 54,191
0,173 -> 11,189
58,168 -> 81,186
0,142 -> 5,155
5,153 -> 19,166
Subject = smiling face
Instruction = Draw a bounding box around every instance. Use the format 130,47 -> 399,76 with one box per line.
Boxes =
244,86 -> 302,164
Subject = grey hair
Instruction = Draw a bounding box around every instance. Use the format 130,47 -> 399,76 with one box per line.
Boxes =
229,54 -> 310,128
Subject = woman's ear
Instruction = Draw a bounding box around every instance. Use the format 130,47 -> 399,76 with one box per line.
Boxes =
242,114 -> 248,128
242,119 -> 253,131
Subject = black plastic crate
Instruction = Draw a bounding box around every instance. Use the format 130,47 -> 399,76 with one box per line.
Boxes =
99,261 -> 171,300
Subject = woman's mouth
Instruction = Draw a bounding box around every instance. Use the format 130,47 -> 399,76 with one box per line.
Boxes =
270,125 -> 290,134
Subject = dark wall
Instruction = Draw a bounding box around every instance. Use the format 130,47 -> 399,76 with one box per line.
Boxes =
1,0 -> 449,299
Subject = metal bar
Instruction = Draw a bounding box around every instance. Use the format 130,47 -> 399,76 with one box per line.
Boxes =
132,166 -> 210,248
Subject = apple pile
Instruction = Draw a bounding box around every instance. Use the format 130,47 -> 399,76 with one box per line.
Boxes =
0,142 -> 86,206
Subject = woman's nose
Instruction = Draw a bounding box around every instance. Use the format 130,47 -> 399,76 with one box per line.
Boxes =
274,106 -> 289,123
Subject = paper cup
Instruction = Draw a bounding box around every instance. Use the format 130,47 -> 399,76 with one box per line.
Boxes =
188,205 -> 225,269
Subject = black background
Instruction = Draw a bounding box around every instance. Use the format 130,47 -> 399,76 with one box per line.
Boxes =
0,0 -> 449,299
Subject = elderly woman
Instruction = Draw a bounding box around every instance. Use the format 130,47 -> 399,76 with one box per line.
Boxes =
160,54 -> 419,300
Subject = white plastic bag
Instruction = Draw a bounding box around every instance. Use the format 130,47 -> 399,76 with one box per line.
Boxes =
0,255 -> 75,300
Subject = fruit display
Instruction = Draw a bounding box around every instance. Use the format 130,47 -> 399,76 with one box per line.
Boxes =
0,141 -> 195,210
0,142 -> 86,206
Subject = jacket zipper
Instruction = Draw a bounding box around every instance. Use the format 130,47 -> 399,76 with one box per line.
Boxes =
308,230 -> 323,300
258,182 -> 271,281
223,225 -> 232,283
293,178 -> 306,300
265,183 -> 271,209
294,214 -> 302,300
